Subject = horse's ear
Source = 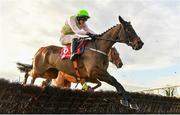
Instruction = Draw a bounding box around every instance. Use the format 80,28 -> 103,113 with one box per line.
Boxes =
119,16 -> 125,24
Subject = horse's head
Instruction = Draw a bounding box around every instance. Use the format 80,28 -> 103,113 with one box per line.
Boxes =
118,16 -> 144,50
108,47 -> 123,68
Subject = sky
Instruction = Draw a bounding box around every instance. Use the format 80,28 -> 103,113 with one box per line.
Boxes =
0,0 -> 180,91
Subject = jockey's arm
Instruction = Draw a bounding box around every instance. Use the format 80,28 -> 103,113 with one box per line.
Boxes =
83,23 -> 96,34
68,18 -> 87,35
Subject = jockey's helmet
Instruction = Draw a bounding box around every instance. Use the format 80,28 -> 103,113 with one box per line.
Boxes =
77,9 -> 90,20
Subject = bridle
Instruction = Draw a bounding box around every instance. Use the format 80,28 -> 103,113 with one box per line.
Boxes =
80,22 -> 136,44
82,23 -> 137,55
95,24 -> 136,46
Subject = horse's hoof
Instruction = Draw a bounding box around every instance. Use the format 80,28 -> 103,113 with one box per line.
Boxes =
130,103 -> 139,110
82,83 -> 89,91
41,85 -> 46,89
21,83 -> 27,86
120,99 -> 129,107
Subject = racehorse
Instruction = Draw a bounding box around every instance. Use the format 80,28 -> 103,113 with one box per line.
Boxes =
17,47 -> 123,87
17,16 -> 144,109
51,47 -> 123,88
108,47 -> 123,68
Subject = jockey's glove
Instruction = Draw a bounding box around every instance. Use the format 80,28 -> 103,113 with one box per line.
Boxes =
86,32 -> 93,36
86,32 -> 96,41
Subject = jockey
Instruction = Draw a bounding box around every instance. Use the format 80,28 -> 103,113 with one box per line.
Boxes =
60,9 -> 96,60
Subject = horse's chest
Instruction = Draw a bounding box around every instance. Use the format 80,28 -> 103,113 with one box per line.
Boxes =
101,59 -> 109,69
95,55 -> 109,67
93,56 -> 109,69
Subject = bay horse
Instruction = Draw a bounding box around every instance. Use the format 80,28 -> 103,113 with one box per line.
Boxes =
17,47 -> 123,87
108,47 -> 123,68
17,16 -> 144,109
51,47 -> 123,89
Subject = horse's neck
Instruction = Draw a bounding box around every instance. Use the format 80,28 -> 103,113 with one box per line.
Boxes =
96,24 -> 121,53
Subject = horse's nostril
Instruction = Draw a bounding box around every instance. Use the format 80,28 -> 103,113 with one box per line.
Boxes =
117,63 -> 123,68
137,41 -> 144,49
142,42 -> 144,46
121,63 -> 123,67
139,41 -> 144,45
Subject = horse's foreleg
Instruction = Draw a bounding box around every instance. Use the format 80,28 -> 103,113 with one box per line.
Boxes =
91,68 -> 137,109
29,69 -> 39,85
98,73 -> 130,106
92,79 -> 101,90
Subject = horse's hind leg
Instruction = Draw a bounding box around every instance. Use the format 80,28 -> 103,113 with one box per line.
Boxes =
29,69 -> 44,86
85,78 -> 102,90
41,79 -> 51,88
30,77 -> 36,85
23,72 -> 29,85
64,80 -> 71,88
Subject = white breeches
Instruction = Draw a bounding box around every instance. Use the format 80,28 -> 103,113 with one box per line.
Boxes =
60,35 -> 78,45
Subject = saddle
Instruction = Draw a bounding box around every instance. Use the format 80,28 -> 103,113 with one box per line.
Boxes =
60,39 -> 90,59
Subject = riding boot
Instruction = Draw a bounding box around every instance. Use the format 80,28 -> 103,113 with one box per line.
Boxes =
70,38 -> 79,60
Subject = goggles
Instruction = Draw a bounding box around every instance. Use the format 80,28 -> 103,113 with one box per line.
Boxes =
78,16 -> 89,21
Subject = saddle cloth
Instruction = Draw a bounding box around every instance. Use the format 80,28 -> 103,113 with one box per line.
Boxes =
60,39 -> 90,59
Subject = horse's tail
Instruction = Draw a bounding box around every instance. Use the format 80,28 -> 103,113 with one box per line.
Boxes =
16,62 -> 32,73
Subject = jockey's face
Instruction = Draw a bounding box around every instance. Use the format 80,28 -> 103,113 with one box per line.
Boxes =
78,16 -> 88,25
79,20 -> 86,25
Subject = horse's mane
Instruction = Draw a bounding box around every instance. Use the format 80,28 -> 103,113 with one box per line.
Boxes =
98,24 -> 120,37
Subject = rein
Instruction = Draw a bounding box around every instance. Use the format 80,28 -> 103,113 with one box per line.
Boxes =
96,37 -> 120,43
80,36 -> 120,56
79,37 -> 109,56
79,23 -> 134,55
